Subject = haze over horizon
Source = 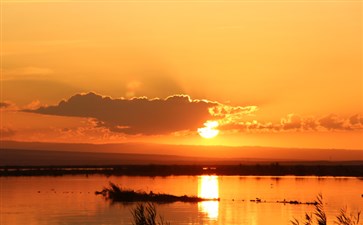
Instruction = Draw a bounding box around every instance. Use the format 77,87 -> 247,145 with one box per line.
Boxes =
1,140 -> 362,164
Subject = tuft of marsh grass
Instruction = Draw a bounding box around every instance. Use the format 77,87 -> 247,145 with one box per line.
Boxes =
291,213 -> 314,225
131,202 -> 170,225
315,194 -> 327,225
335,208 -> 361,225
291,194 -> 361,225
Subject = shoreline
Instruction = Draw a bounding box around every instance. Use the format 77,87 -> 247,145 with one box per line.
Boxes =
1,164 -> 363,177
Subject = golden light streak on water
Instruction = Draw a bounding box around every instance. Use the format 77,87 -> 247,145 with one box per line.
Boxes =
198,175 -> 219,220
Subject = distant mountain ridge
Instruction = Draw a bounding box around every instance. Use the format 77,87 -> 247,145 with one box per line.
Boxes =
1,140 -> 362,166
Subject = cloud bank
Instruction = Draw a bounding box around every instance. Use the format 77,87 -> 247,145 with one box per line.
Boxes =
0,101 -> 18,111
0,102 -> 10,108
25,92 -> 256,135
23,92 -> 362,136
220,113 -> 363,132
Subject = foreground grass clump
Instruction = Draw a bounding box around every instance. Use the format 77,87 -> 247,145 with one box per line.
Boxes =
291,194 -> 361,225
96,182 -> 219,203
335,208 -> 361,225
131,203 -> 170,225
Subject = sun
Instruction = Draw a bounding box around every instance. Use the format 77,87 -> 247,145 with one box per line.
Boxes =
198,121 -> 220,139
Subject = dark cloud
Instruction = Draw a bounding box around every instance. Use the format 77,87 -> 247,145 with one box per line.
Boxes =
317,114 -> 363,130
301,117 -> 319,130
0,102 -> 10,108
23,92 -> 361,135
0,101 -> 17,111
319,114 -> 346,130
24,92 -> 221,135
281,114 -> 302,130
349,114 -> 363,126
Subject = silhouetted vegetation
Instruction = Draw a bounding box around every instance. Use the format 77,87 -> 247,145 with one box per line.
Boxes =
336,208 -> 361,225
248,197 -> 318,205
131,203 -> 170,225
291,194 -> 361,225
96,182 -> 219,203
1,164 -> 363,177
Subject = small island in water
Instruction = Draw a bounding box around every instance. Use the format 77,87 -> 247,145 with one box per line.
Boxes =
96,182 -> 219,203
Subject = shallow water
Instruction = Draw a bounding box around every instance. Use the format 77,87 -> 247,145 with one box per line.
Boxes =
1,175 -> 362,225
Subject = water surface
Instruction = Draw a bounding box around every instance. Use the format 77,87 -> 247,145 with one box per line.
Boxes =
1,175 -> 362,225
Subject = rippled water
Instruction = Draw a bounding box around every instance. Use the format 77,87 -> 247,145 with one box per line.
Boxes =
1,175 -> 362,225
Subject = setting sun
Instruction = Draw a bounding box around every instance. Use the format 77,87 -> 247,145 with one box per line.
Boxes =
198,121 -> 220,139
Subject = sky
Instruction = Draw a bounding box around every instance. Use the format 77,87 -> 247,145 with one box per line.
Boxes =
1,0 -> 362,149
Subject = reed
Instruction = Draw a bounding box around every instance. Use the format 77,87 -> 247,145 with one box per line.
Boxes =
131,203 -> 170,225
291,194 -> 361,225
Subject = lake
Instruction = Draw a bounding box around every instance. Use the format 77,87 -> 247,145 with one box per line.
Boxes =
1,175 -> 362,225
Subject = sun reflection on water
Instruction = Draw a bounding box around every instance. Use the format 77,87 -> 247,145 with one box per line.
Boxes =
198,175 -> 219,220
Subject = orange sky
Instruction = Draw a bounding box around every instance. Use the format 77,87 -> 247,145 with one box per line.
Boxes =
1,0 -> 362,149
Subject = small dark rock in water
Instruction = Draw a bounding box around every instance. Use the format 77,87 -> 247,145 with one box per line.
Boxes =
276,200 -> 317,205
288,201 -> 300,204
250,198 -> 262,203
95,191 -> 103,195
